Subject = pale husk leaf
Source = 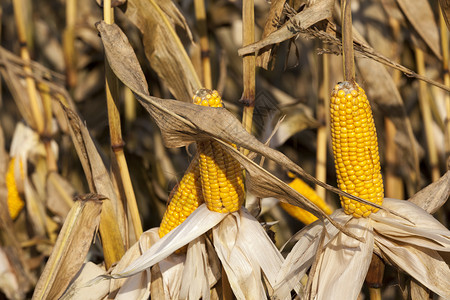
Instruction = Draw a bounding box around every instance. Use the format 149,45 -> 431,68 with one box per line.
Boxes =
159,254 -> 185,300
110,229 -> 159,297
309,217 -> 374,300
371,198 -> 450,250
274,211 -> 350,298
212,212 -> 266,300
111,205 -> 226,278
59,262 -> 109,300
237,208 -> 284,287
180,237 -> 218,300
115,270 -> 150,300
375,236 -> 450,298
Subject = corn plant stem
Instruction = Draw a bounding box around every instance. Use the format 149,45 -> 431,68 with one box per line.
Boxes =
415,48 -> 440,182
440,9 -> 450,159
103,0 -> 143,239
368,288 -> 381,300
241,0 -> 256,146
12,0 -> 44,134
38,83 -> 58,172
341,0 -> 355,83
64,0 -> 77,88
194,0 -> 212,89
315,44 -> 329,200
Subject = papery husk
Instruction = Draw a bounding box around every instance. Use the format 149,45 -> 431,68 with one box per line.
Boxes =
212,213 -> 265,300
371,198 -> 450,250
374,236 -> 450,298
159,253 -> 184,299
308,217 -> 374,300
274,212 -> 349,298
114,269 -> 150,300
212,208 -> 285,300
59,262 -> 109,300
109,229 -> 159,298
179,236 -> 220,300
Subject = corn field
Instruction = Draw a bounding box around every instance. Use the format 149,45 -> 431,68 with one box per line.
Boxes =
0,0 -> 449,299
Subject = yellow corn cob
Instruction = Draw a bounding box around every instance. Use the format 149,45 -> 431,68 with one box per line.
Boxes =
330,81 -> 384,218
193,89 -> 245,213
6,157 -> 25,220
281,176 -> 333,225
159,156 -> 203,238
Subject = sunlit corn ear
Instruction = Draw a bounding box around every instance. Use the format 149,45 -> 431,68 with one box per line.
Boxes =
330,81 -> 384,218
193,89 -> 246,213
281,175 -> 333,225
159,154 -> 203,238
6,157 -> 25,220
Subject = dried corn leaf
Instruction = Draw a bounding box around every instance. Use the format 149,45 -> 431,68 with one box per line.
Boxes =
409,170 -> 450,214
246,0 -> 334,62
32,196 -> 102,300
97,21 -> 392,238
440,0 -> 450,30
61,104 -> 121,204
396,0 -> 442,59
119,0 -> 201,101
60,104 -> 126,266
